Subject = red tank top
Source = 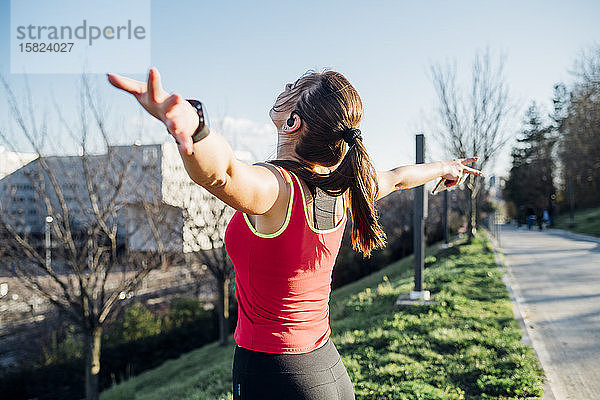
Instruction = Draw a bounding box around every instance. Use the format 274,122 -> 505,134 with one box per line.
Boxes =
224,165 -> 347,354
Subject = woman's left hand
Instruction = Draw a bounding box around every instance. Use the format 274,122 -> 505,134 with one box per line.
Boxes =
107,67 -> 199,155
440,157 -> 483,188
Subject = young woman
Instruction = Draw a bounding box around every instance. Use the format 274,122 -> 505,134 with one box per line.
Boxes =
107,68 -> 481,400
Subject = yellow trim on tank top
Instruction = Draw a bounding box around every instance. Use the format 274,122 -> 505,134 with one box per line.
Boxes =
242,174 -> 295,238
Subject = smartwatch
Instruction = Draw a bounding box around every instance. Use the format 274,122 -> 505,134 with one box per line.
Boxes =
167,99 -> 211,144
186,99 -> 210,143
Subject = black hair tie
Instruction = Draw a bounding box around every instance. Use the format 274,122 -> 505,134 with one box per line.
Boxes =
341,128 -> 362,144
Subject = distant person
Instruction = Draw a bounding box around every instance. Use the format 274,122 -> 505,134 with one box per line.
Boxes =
107,68 -> 482,400
517,205 -> 525,228
543,208 -> 551,228
527,207 -> 536,230
547,198 -> 555,227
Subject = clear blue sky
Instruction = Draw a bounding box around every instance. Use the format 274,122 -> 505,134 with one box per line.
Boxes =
1,0 -> 599,175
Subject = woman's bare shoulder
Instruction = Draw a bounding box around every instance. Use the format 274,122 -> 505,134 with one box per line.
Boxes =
247,162 -> 291,216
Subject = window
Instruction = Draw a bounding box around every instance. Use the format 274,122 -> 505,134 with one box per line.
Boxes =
143,148 -> 158,165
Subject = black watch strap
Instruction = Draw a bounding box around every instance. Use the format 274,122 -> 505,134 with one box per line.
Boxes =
186,99 -> 210,143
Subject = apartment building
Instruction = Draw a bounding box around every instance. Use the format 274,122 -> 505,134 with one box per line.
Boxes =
0,142 -> 250,254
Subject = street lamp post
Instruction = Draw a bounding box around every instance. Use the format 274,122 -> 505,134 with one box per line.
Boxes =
396,134 -> 435,306
411,134 -> 430,301
443,189 -> 449,246
45,216 -> 53,269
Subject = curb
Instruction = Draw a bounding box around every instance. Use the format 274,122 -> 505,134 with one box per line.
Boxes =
485,231 -> 557,400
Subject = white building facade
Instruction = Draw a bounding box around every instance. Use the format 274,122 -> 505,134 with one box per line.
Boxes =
0,143 -> 250,255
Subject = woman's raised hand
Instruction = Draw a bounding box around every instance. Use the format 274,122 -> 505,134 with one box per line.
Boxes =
106,67 -> 199,155
440,157 -> 483,188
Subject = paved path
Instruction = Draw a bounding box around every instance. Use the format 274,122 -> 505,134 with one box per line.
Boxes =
496,225 -> 600,400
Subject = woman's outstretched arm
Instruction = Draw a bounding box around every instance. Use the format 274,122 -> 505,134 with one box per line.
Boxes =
107,67 -> 280,215
375,157 -> 482,201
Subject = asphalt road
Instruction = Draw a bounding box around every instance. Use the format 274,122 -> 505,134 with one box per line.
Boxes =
497,225 -> 600,400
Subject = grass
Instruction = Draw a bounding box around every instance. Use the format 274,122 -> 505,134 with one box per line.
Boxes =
101,234 -> 545,400
553,207 -> 600,237
99,339 -> 235,400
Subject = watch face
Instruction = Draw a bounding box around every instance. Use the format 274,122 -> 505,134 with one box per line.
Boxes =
201,102 -> 210,130
187,99 -> 210,130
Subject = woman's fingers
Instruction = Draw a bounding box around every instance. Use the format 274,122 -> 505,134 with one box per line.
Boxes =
108,68 -> 193,156
107,73 -> 146,96
172,130 -> 194,156
162,93 -> 180,113
437,157 -> 482,193
163,94 -> 183,133
148,67 -> 162,102
163,94 -> 195,156
460,156 -> 479,165
107,68 -> 166,103
463,165 -> 483,176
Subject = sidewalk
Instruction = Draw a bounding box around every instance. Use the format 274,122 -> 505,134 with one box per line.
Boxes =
492,224 -> 600,400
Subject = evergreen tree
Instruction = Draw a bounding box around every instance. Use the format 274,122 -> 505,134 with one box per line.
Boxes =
556,47 -> 600,209
504,102 -> 556,223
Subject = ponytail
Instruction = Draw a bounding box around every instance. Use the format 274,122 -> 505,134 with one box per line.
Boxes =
269,135 -> 386,258
339,138 -> 387,257
269,70 -> 387,257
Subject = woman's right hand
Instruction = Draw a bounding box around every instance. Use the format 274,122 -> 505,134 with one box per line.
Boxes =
107,67 -> 199,155
439,157 -> 482,188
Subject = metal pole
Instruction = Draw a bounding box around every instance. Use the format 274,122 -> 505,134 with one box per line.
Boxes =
411,134 -> 427,299
45,216 -> 53,269
497,212 -> 501,247
495,212 -> 498,239
496,212 -> 499,239
443,189 -> 449,246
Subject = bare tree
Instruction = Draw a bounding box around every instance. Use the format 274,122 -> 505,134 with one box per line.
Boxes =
430,47 -> 512,236
179,190 -> 235,346
0,73 -> 175,400
166,116 -> 259,347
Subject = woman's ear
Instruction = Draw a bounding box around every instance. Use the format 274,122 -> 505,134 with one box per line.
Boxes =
282,111 -> 302,133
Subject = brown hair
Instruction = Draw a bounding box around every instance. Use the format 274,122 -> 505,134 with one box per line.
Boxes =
269,70 -> 386,257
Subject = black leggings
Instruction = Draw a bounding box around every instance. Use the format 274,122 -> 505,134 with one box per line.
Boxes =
232,338 -> 355,400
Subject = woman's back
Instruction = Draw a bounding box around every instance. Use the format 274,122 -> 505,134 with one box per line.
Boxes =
224,164 -> 347,354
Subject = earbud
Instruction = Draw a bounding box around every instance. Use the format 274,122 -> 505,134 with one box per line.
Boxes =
286,114 -> 295,128
285,111 -> 301,132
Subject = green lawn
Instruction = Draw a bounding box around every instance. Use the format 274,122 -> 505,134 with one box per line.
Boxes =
101,234 -> 544,400
553,207 -> 600,237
